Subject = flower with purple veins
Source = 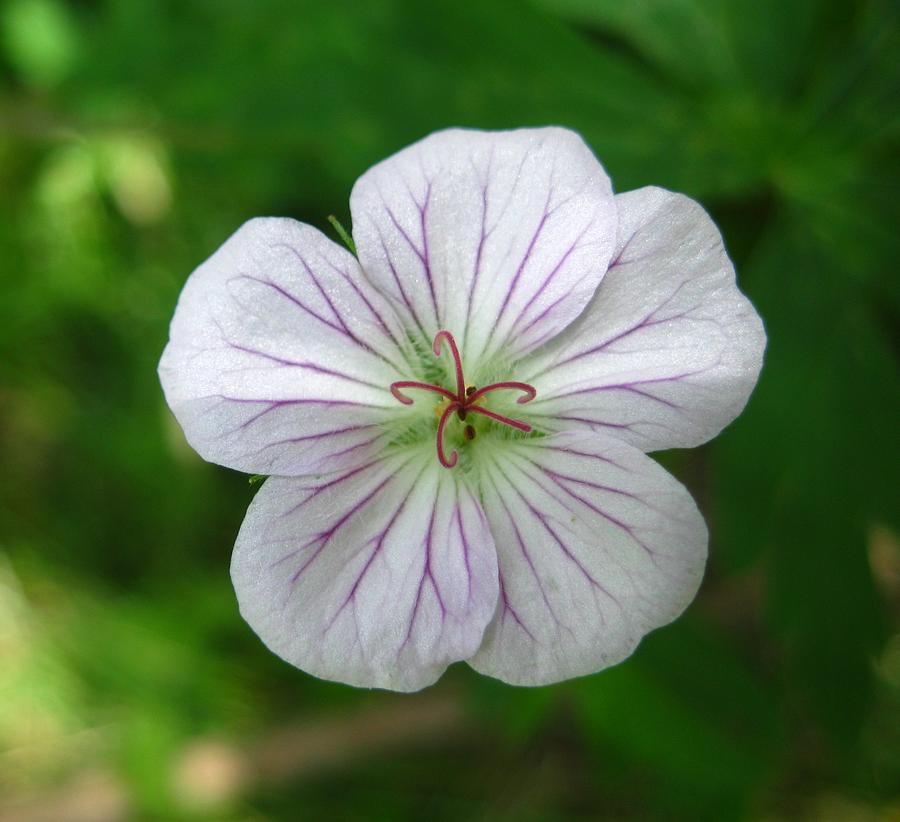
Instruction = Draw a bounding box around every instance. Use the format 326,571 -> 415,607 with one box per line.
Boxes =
159,127 -> 765,691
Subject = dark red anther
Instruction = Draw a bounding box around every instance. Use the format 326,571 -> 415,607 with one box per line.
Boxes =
389,330 -> 537,469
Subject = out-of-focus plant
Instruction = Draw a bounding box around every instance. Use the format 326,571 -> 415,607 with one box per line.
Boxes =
1,0 -> 897,819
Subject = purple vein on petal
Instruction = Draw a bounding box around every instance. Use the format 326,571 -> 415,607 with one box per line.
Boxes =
547,415 -> 636,432
280,457 -> 396,518
555,281 -> 696,368
509,450 -> 660,557
400,501 -> 447,652
537,464 -> 642,504
514,290 -> 578,341
323,462 -> 430,635
207,397 -> 382,439
214,333 -> 386,392
417,178 -> 441,328
455,491 -> 475,605
539,443 -> 630,472
548,382 -> 685,410
482,465 -> 566,633
504,447 -> 658,562
498,574 -> 536,641
287,469 -> 403,587
540,415 -> 685,441
320,256 -> 407,356
605,227 -> 640,270
320,435 -> 383,466
270,242 -> 348,330
213,395 -> 381,409
237,425 -> 380,459
229,274 -> 344,337
268,242 -> 407,373
265,457 -> 411,574
532,369 -> 708,411
497,463 -> 620,609
464,144 -> 536,350
486,186 -> 554,347
378,187 -> 441,330
461,144 -> 496,358
373,223 -> 428,339
504,214 -> 595,351
523,281 -> 701,384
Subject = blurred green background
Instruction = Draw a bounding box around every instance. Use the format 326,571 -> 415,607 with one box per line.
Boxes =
1,0 -> 898,819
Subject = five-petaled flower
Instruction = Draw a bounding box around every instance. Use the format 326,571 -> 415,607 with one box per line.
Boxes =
159,127 -> 765,691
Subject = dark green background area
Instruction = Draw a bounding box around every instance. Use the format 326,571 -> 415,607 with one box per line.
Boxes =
1,0 -> 898,819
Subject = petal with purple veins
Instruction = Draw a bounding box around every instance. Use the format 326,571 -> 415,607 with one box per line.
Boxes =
468,431 -> 707,686
350,127 -> 617,366
159,218 -> 414,475
519,187 -> 766,452
231,446 -> 499,692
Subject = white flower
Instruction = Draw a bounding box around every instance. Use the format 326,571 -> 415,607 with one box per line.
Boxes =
159,127 -> 765,691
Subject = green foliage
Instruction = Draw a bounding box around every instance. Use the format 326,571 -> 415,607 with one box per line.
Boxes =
1,0 -> 898,819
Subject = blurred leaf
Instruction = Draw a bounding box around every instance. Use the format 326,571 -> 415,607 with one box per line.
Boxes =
571,618 -> 781,818
1,0 -> 78,89
714,210 -> 894,749
539,0 -> 844,97
66,0 -> 702,194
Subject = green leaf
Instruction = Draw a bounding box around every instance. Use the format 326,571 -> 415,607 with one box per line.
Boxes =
714,212 -> 893,749
572,618 -> 781,817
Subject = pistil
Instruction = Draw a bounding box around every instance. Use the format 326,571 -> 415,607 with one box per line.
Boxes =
389,330 -> 537,468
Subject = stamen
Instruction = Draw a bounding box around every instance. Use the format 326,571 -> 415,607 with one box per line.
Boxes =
388,329 -> 538,469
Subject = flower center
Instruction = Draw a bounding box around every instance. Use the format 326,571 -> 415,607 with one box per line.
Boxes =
390,330 -> 536,468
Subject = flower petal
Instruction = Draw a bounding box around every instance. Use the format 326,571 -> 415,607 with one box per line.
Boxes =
159,218 -> 414,475
350,127 -> 617,365
231,447 -> 499,692
469,431 -> 706,686
520,187 -> 766,451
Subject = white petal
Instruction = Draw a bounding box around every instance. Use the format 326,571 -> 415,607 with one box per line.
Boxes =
231,447 -> 498,692
469,431 -> 706,686
159,218 -> 414,475
520,187 -> 766,451
350,127 -> 617,366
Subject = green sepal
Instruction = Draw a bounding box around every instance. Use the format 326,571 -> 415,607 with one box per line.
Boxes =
327,215 -> 357,256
